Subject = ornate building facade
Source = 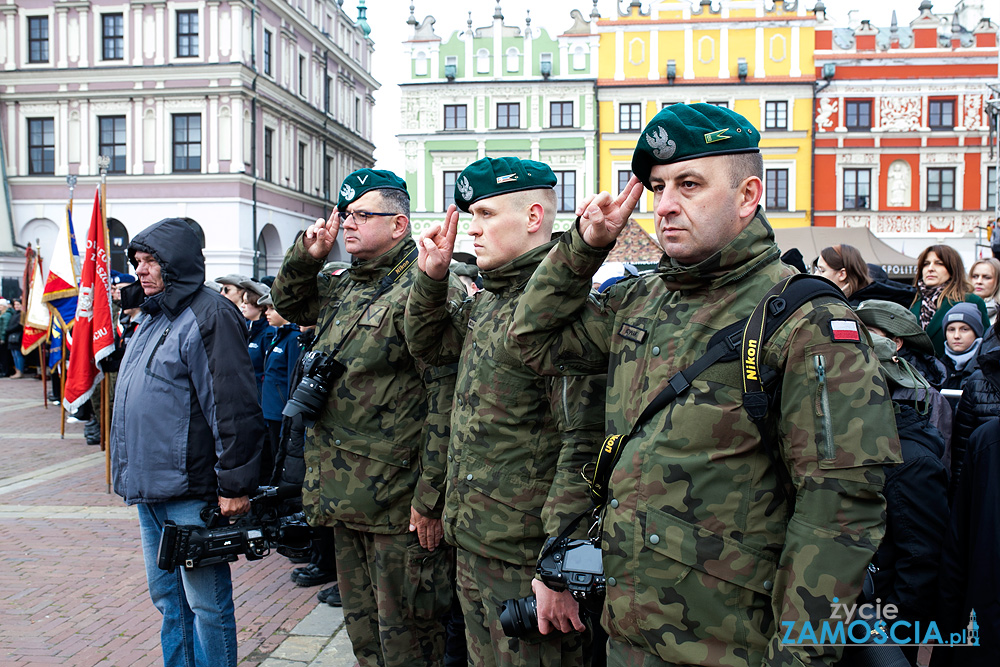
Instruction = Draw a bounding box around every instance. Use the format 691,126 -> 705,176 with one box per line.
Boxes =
595,0 -> 819,237
812,0 -> 998,266
398,2 -> 600,253
0,0 -> 376,286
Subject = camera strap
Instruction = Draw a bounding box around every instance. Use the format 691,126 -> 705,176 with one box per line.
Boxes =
310,245 -> 419,356
589,274 -> 847,510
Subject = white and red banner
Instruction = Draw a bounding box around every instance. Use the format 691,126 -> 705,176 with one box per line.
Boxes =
64,188 -> 114,412
21,250 -> 51,355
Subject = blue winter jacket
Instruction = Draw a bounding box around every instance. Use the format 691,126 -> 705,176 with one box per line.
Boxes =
261,323 -> 301,422
111,218 -> 264,504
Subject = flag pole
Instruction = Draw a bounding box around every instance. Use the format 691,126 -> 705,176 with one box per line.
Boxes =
98,155 -> 111,493
60,175 -> 76,439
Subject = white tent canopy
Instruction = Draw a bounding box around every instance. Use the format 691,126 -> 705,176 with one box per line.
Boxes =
773,226 -> 919,280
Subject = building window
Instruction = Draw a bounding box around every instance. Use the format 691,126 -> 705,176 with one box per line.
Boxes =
177,10 -> 198,58
844,100 -> 871,130
28,118 -> 55,175
765,169 -> 788,210
617,170 -> 633,194
444,105 -> 467,130
929,98 -> 955,130
572,45 -> 586,71
299,55 -> 306,96
506,47 -> 519,73
102,14 -> 124,60
497,103 -> 519,129
298,142 -> 306,193
324,75 -> 332,114
28,17 -> 49,63
619,103 -> 641,132
172,114 -> 201,172
708,101 -> 729,109
554,171 -> 576,212
264,128 -> 273,182
927,168 -> 955,210
661,102 -> 680,109
550,102 -> 573,128
99,116 -> 127,174
988,166 -> 997,210
764,101 -> 787,130
263,30 -> 272,76
324,156 -> 332,201
843,168 -> 870,210
443,171 -> 459,211
476,48 -> 490,74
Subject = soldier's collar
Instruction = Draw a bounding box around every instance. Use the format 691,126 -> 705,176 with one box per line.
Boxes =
481,240 -> 558,295
348,237 -> 417,283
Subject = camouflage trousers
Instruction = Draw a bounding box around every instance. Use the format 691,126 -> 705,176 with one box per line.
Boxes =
334,526 -> 454,667
455,549 -> 590,667
606,640 -> 673,667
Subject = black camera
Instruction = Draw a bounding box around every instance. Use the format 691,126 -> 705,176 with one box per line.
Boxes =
156,486 -> 313,572
500,537 -> 605,638
281,351 -> 347,425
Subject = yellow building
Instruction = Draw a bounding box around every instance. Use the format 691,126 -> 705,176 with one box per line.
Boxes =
596,0 -> 819,234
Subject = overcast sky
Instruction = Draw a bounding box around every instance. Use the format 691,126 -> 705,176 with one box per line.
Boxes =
364,0 -> 955,172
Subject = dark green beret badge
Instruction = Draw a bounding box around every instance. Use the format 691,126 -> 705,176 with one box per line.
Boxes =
337,168 -> 408,211
454,157 -> 558,213
631,103 -> 760,189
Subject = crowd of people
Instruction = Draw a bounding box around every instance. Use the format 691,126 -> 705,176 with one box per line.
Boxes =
25,102 -> 990,667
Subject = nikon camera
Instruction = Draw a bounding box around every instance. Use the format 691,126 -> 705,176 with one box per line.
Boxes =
281,351 -> 347,425
500,536 -> 606,638
156,486 -> 312,572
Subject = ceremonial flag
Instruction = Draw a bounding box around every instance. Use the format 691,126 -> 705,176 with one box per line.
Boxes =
21,250 -> 50,355
64,188 -> 114,412
42,200 -> 81,328
48,318 -> 65,371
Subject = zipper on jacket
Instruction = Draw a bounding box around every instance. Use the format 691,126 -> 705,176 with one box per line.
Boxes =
560,377 -> 570,424
813,354 -> 835,461
146,326 -> 171,371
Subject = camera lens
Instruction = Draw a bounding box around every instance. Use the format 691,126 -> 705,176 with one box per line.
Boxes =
282,377 -> 327,419
499,595 -> 537,638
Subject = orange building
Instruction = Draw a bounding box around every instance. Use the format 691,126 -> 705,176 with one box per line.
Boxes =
811,1 -> 998,271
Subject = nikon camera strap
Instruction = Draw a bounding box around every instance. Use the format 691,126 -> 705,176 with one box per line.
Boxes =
590,273 -> 847,508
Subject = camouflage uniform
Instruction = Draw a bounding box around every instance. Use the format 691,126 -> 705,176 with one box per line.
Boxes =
271,235 -> 461,667
405,241 -> 602,667
507,212 -> 900,667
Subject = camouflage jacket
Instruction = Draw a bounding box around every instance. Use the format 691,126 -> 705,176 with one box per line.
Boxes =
271,236 -> 461,534
404,241 -> 604,566
507,212 -> 900,666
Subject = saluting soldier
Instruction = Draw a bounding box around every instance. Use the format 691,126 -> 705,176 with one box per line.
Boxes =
406,157 -> 604,666
506,104 -> 901,666
270,169 -> 462,667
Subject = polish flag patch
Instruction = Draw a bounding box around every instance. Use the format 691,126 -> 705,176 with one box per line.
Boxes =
830,320 -> 861,342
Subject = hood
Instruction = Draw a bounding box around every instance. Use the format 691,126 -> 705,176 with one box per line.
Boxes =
127,218 -> 206,320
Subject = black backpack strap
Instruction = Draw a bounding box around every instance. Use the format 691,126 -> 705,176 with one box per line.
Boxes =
589,273 -> 847,509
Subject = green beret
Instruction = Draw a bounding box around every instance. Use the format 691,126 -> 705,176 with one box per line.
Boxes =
337,169 -> 408,211
454,157 -> 557,213
631,103 -> 760,189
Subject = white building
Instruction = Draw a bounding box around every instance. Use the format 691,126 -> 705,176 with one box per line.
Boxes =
0,0 -> 377,295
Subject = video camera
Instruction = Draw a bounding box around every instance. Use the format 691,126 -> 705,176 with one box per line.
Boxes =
156,486 -> 313,572
500,536 -> 606,638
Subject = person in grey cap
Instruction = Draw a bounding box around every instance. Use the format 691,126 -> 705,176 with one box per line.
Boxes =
239,279 -> 271,403
942,302 -> 985,391
215,274 -> 251,308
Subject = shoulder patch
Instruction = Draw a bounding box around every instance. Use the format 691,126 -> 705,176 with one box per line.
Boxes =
331,268 -> 348,276
618,323 -> 648,344
359,304 -> 389,328
829,319 -> 861,342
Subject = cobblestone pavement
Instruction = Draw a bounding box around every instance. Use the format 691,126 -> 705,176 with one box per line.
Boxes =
0,376 -> 356,667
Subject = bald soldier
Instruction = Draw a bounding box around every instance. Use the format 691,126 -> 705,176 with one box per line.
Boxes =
270,169 -> 463,667
506,104 -> 900,666
405,157 -> 604,667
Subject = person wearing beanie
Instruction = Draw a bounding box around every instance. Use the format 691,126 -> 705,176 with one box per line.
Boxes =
942,302 -> 985,390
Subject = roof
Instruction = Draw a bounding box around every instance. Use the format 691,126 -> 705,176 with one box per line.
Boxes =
606,221 -> 663,264
772,226 -> 918,279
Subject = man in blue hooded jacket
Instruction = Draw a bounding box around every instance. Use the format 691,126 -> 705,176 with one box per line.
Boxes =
111,217 -> 264,667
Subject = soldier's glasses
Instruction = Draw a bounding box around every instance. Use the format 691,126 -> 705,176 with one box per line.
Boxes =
336,210 -> 398,224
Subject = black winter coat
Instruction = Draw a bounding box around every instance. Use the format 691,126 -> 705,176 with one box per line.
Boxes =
871,403 -> 950,626
933,418 -> 1000,667
848,279 -> 917,310
952,341 -> 1000,496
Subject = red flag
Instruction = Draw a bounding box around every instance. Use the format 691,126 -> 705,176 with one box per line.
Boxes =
64,188 -> 114,412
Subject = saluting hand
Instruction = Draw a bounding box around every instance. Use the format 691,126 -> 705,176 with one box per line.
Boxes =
417,205 -> 459,281
577,176 -> 645,248
302,210 -> 341,260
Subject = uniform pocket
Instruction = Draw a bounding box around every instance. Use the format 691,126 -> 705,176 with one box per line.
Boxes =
404,541 -> 454,621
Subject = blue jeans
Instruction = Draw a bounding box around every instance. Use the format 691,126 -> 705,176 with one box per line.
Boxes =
10,346 -> 24,372
137,500 -> 238,667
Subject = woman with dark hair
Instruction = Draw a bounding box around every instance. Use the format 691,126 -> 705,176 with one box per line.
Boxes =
969,257 -> 1000,325
910,244 -> 990,358
814,244 -> 913,307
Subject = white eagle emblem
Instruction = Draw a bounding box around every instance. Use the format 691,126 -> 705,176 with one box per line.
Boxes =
340,183 -> 355,201
645,127 -> 677,160
457,176 -> 473,200
78,285 -> 94,320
